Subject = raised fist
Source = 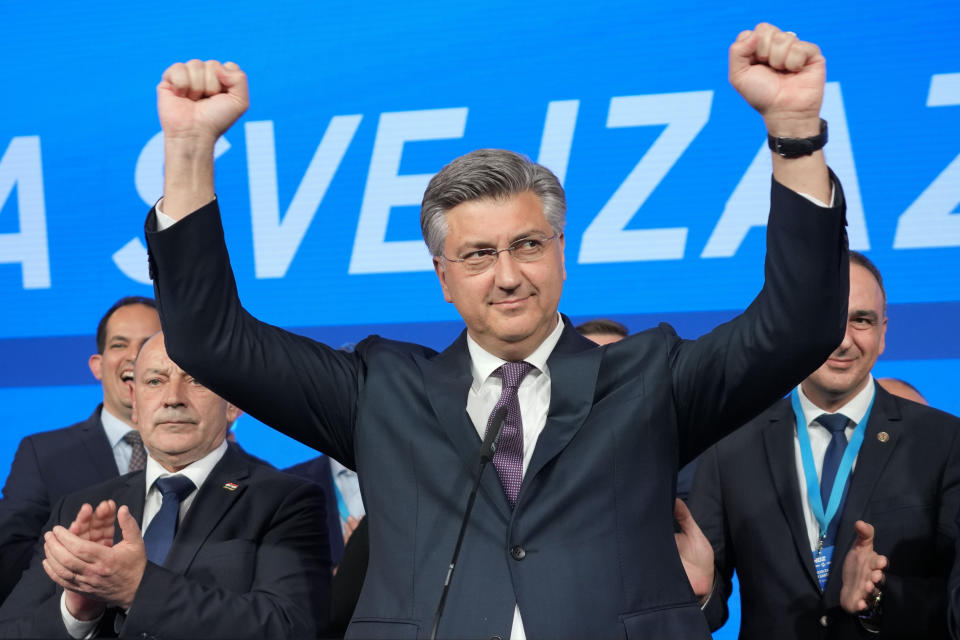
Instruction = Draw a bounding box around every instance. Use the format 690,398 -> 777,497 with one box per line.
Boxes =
729,23 -> 826,137
157,59 -> 250,145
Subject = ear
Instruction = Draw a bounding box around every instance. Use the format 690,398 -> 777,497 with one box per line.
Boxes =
88,354 -> 104,381
434,257 -> 453,303
558,232 -> 566,281
225,403 -> 242,424
878,315 -> 888,356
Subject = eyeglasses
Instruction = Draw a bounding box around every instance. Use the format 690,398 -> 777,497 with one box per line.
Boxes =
442,233 -> 559,274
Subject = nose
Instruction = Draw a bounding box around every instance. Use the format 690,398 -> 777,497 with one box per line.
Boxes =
492,250 -> 522,290
163,377 -> 187,407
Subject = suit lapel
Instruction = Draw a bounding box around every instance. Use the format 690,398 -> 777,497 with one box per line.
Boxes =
824,385 -> 901,597
418,331 -> 514,519
162,447 -> 251,573
524,323 -> 600,490
80,406 -> 122,478
112,472 -> 147,545
761,402 -> 820,590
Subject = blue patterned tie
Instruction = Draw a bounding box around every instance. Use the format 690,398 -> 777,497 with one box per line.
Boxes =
817,413 -> 850,545
485,361 -> 533,507
143,475 -> 196,564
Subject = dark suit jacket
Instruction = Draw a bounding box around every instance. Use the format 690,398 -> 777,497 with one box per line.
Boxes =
689,385 -> 960,639
144,177 -> 848,639
285,455 -> 345,564
0,444 -> 331,639
0,406 -> 119,603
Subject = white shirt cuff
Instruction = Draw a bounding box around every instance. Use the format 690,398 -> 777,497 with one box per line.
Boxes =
797,184 -> 835,208
155,198 -> 176,230
60,591 -> 102,639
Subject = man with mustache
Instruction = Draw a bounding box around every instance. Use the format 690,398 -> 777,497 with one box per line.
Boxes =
0,332 -> 331,639
0,296 -> 160,604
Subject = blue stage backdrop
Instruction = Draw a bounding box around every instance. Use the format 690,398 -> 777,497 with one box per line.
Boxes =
1,2 -> 958,636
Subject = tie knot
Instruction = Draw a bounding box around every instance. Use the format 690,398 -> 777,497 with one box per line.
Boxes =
497,361 -> 534,390
817,413 -> 850,434
154,475 -> 196,501
123,430 -> 143,447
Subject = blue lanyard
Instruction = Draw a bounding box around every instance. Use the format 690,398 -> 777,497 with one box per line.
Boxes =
791,386 -> 874,549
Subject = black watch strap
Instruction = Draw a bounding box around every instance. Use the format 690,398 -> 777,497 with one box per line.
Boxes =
767,118 -> 828,158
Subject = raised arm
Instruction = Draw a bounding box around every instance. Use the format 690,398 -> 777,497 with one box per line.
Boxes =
157,60 -> 249,218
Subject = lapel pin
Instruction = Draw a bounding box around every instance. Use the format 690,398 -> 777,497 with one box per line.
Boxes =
877,432 -> 890,443
223,482 -> 239,491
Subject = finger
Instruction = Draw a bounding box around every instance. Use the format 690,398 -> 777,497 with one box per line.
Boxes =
853,520 -> 875,545
93,499 -> 117,520
184,59 -> 207,101
728,30 -> 758,80
217,62 -> 249,105
51,526 -> 105,565
118,505 -> 144,544
766,30 -> 798,69
752,22 -> 778,62
673,498 -> 692,528
783,41 -> 822,72
69,503 -> 94,535
42,557 -> 76,589
44,532 -> 86,577
203,60 -> 223,96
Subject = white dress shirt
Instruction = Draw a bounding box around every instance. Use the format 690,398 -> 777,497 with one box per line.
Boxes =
329,458 -> 365,534
464,314 -> 564,640
61,440 -> 229,638
793,377 -> 876,551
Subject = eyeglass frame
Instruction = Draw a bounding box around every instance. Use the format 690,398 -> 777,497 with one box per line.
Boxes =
439,232 -> 561,274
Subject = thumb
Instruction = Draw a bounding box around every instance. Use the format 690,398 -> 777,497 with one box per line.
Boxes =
853,520 -> 875,546
117,506 -> 144,544
674,498 -> 693,532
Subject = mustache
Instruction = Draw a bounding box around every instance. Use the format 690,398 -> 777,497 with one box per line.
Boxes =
153,411 -> 197,424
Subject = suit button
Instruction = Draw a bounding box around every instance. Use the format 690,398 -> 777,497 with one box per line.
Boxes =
819,615 -> 829,627
510,545 -> 526,560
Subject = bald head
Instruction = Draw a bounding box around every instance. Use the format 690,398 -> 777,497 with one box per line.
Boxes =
877,377 -> 928,405
132,332 -> 239,471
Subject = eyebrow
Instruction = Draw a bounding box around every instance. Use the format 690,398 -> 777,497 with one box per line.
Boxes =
850,309 -> 880,320
454,229 -> 552,253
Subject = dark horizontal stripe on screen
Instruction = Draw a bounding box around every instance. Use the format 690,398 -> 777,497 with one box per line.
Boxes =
0,301 -> 956,389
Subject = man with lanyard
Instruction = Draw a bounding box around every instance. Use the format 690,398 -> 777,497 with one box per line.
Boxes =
689,251 -> 960,638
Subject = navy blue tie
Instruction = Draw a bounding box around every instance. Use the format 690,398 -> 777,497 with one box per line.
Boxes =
143,475 -> 195,565
817,413 -> 850,545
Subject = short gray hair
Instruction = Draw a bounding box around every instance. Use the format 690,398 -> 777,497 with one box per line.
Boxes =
420,149 -> 566,257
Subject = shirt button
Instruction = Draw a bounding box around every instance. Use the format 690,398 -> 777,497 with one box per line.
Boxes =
819,615 -> 829,627
510,545 -> 526,560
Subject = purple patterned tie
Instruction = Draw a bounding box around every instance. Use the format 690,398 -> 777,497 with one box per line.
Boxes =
124,430 -> 147,472
486,361 -> 533,507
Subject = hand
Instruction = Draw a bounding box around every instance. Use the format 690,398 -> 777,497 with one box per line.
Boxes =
343,515 -> 362,546
729,23 -> 826,137
674,498 -> 715,598
43,506 -> 148,614
68,500 -> 117,547
61,501 -> 118,619
840,520 -> 888,613
157,59 -> 249,147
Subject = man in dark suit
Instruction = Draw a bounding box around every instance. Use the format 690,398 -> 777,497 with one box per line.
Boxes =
145,24 -> 848,639
688,252 -> 960,638
0,296 -> 161,603
0,332 -> 330,638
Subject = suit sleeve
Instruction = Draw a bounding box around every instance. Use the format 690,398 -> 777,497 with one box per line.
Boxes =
0,436 -> 53,604
866,418 -> 960,637
668,176 -> 849,465
119,480 -> 331,639
0,496 -> 81,638
144,202 -> 359,466
686,445 -> 734,631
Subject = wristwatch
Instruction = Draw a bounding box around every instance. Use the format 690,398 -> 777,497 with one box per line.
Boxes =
767,118 -> 828,158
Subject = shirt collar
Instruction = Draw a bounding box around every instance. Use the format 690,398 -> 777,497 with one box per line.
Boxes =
796,375 -> 876,428
100,405 -> 134,448
144,439 -> 228,496
466,312 -> 565,389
